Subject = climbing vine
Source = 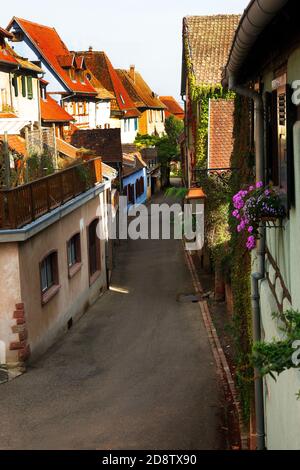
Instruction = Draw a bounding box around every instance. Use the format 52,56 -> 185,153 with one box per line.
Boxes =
252,310 -> 300,397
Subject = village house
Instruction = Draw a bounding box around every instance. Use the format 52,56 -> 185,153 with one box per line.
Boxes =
76,50 -> 141,143
159,96 -> 184,120
181,15 -> 240,187
0,26 -> 42,136
0,156 -> 118,375
223,0 -> 300,450
7,18 -> 113,131
122,144 -> 161,200
122,152 -> 147,208
116,66 -> 166,136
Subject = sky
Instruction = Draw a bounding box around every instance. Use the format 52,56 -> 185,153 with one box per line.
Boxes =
2,0 -> 248,103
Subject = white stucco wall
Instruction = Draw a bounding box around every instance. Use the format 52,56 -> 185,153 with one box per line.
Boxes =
120,117 -> 138,144
0,70 -> 40,124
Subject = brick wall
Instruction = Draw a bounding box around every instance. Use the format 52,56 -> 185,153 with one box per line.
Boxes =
208,99 -> 234,169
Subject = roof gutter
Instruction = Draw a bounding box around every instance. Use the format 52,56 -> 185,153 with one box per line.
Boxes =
224,0 -> 289,81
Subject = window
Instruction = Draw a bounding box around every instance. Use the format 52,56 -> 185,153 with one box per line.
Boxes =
266,72 -> 297,208
134,118 -> 138,131
136,176 -> 144,198
88,219 -> 101,283
127,184 -> 135,204
21,76 -> 26,98
67,233 -> 82,278
40,251 -> 60,305
0,88 -> 8,111
160,110 -> 164,122
27,76 -> 33,100
149,110 -> 153,123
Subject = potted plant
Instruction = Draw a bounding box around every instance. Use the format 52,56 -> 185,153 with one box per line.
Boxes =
232,182 -> 286,251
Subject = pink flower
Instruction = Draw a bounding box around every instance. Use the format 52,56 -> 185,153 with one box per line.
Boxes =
256,181 -> 263,189
248,226 -> 254,233
249,186 -> 254,191
232,210 -> 239,218
246,236 -> 256,251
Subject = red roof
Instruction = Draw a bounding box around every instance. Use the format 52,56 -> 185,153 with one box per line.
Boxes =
0,134 -> 28,157
77,51 -> 140,117
159,96 -> 184,119
11,18 -> 97,95
40,94 -> 74,123
0,47 -> 18,65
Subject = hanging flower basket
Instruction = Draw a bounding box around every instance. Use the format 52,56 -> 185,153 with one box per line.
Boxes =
232,182 -> 286,251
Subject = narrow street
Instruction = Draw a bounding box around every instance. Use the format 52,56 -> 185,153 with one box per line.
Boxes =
0,192 -> 225,450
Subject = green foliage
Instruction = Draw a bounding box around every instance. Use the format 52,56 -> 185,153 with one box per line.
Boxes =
227,95 -> 255,422
164,187 -> 188,199
252,310 -> 300,385
196,172 -> 231,263
26,151 -> 55,180
135,116 -> 183,187
164,115 -> 184,147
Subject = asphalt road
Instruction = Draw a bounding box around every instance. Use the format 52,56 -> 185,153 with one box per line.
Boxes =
0,192 -> 225,450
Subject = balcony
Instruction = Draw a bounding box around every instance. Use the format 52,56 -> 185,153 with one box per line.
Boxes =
0,157 -> 103,230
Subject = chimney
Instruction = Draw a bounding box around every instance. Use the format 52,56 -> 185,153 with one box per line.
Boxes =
129,65 -> 135,82
89,46 -> 93,52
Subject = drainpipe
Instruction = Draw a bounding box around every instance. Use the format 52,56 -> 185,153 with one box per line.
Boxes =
228,72 -> 266,450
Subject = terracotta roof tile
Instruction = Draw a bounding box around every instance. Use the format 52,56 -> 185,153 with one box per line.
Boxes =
40,94 -> 74,123
122,152 -> 147,177
159,96 -> 184,119
11,18 -> 97,95
183,15 -> 240,86
0,134 -> 28,157
76,51 -> 140,117
71,128 -> 123,163
116,69 -> 165,110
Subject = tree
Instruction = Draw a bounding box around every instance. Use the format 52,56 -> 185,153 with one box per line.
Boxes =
134,116 -> 184,187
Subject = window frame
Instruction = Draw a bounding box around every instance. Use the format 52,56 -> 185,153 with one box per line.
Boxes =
67,233 -> 82,279
39,250 -> 60,306
87,218 -> 101,285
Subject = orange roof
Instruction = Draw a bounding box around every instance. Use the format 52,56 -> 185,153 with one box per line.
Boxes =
10,18 -> 97,95
40,94 -> 74,123
116,68 -> 166,110
0,134 -> 28,157
159,96 -> 184,119
0,47 -> 18,65
76,51 -> 140,117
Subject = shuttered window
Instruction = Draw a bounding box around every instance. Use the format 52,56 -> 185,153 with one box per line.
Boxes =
27,76 -> 33,100
21,76 -> 26,97
12,75 -> 18,97
266,74 -> 297,208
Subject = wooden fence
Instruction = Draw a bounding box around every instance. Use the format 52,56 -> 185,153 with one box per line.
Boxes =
0,158 -> 102,230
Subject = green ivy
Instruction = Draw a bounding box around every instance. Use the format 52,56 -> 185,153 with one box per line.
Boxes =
252,310 -> 300,393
